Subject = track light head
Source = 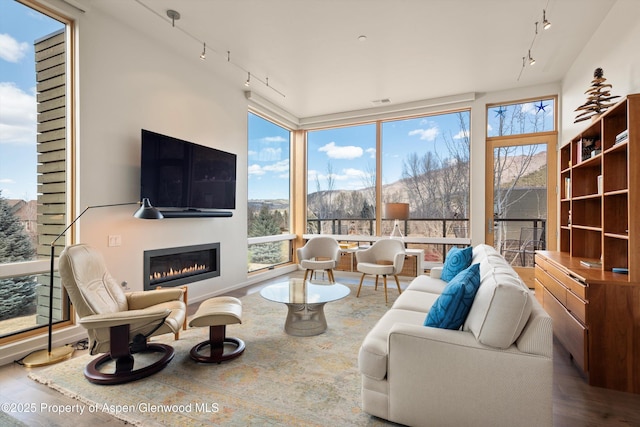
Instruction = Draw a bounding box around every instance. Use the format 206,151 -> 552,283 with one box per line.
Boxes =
528,50 -> 536,66
245,72 -> 251,87
200,42 -> 206,60
543,10 -> 551,30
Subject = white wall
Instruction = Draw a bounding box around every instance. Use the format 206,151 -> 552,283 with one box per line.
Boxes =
561,0 -> 640,142
74,9 -> 252,304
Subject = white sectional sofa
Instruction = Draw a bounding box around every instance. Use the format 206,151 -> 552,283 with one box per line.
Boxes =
358,244 -> 553,427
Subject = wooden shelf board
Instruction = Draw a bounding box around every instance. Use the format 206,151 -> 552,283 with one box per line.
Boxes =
572,194 -> 602,201
603,189 -> 628,196
604,232 -> 629,240
571,225 -> 602,232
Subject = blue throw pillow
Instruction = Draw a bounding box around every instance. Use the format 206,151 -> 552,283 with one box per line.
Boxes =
424,263 -> 481,330
440,246 -> 473,282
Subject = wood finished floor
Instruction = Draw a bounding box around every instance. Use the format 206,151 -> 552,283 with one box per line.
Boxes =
1,272 -> 640,426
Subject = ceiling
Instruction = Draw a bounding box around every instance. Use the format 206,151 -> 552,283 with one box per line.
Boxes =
85,0 -> 616,119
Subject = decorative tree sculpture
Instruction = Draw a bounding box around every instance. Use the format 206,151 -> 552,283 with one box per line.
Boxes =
574,68 -> 620,123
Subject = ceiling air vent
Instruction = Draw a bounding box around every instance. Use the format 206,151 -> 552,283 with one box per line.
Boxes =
371,98 -> 391,106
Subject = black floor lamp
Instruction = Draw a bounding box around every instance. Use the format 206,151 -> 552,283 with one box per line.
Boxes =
22,198 -> 163,368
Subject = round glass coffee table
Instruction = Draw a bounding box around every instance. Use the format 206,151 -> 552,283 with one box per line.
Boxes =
260,279 -> 350,336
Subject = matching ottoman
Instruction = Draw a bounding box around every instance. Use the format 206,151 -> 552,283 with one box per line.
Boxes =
188,296 -> 245,363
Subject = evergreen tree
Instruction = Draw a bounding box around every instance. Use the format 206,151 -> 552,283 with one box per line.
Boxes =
249,204 -> 282,264
0,193 -> 37,321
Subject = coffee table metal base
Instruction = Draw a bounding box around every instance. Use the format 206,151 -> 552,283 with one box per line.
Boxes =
284,303 -> 328,336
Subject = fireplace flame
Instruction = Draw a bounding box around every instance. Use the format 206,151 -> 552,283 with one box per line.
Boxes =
150,263 -> 209,283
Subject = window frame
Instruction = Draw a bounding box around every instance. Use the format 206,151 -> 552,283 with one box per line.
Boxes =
247,109 -> 294,274
0,0 -> 74,345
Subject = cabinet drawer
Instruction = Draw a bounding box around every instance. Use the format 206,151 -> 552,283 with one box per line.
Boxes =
535,254 -> 551,272
566,290 -> 587,325
545,260 -> 587,299
534,279 -> 545,306
538,255 -> 588,299
542,287 -> 588,373
564,275 -> 587,300
535,265 -> 567,305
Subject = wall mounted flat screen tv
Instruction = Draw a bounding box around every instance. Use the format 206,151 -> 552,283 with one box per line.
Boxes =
140,129 -> 236,211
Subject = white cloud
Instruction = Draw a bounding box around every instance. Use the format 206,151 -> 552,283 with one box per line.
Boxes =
453,129 -> 469,139
248,164 -> 265,176
262,136 -> 287,143
0,34 -> 29,63
318,141 -> 363,159
307,166 -> 370,191
366,147 -> 376,158
262,159 -> 289,173
342,168 -> 368,179
0,178 -> 16,184
248,159 -> 289,177
0,82 -> 37,145
258,147 -> 282,161
408,126 -> 439,141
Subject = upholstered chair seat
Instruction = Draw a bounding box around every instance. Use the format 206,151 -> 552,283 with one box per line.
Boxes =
297,236 -> 341,282
356,239 -> 406,304
59,244 -> 186,384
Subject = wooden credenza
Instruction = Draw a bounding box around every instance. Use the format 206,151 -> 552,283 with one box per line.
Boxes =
535,251 -> 640,393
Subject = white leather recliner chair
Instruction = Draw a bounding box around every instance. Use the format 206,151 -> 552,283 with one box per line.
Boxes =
59,244 -> 186,384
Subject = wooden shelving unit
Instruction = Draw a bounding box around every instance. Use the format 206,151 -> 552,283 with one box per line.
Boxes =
558,93 -> 639,278
535,94 -> 640,394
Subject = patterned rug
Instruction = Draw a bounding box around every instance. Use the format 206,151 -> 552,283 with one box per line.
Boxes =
29,281 -> 402,426
0,411 -> 28,427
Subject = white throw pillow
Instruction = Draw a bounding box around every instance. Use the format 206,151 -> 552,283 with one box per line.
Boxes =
463,271 -> 532,349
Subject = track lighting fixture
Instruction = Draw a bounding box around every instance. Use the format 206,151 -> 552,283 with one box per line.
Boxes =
135,1 -> 285,98
166,9 -> 180,27
543,10 -> 551,30
517,1 -> 553,80
200,42 -> 206,60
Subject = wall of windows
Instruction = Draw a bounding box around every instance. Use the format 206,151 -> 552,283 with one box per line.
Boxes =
247,112 -> 292,273
304,110 -> 471,263
0,0 -> 71,342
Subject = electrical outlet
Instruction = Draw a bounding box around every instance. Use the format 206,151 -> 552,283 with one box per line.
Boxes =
108,235 -> 122,247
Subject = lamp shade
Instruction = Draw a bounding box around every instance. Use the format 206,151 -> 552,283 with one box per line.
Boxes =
383,203 -> 410,220
134,198 -> 164,219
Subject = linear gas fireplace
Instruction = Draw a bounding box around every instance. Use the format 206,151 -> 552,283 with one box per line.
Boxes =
143,243 -> 220,290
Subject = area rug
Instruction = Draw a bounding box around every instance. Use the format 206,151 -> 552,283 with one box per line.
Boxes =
0,411 -> 28,427
29,282 -> 401,426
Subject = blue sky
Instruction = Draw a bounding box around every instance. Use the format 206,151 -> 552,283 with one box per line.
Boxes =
0,0 -> 64,201
248,98 -> 553,202
248,111 -> 471,201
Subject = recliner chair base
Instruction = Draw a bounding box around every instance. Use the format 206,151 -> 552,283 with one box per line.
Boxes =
84,343 -> 175,385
